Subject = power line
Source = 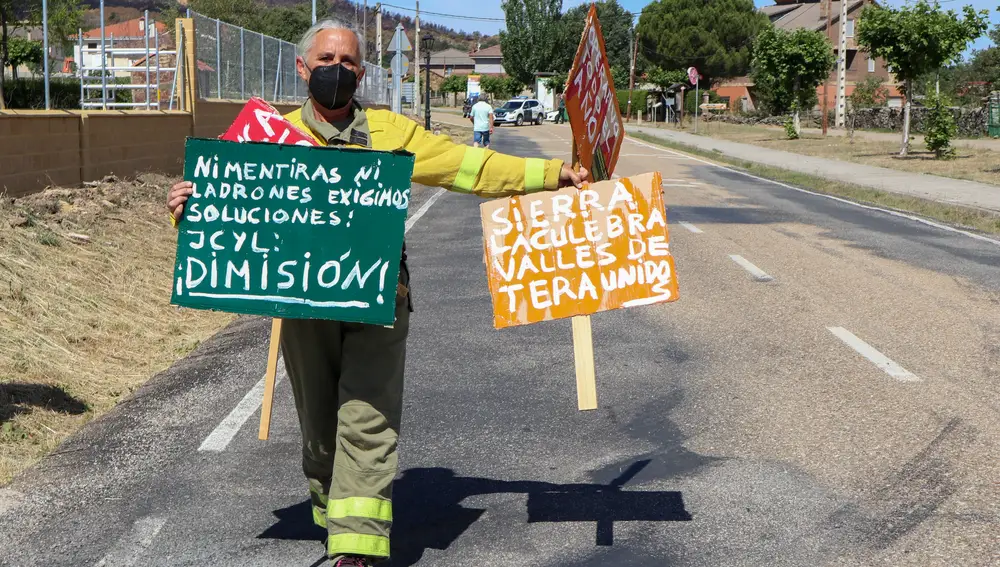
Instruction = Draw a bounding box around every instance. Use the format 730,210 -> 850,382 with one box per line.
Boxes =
379,3 -> 506,22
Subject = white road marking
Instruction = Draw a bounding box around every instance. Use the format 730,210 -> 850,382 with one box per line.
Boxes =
198,365 -> 286,452
679,221 -> 703,233
94,516 -> 166,567
200,187 -> 446,453
729,255 -> 774,281
626,136 -> 1000,249
827,327 -> 920,382
405,188 -> 446,232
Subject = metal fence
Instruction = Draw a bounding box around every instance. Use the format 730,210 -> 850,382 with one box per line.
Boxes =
76,10 -> 180,110
191,11 -> 389,106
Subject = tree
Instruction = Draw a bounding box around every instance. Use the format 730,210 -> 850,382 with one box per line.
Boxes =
551,0 -> 633,75
6,36 -> 41,79
187,0 -> 265,30
257,4 -> 313,43
637,0 -> 769,88
543,71 -> 566,94
750,27 -> 834,137
645,66 -> 686,91
850,76 -> 889,108
440,73 -> 466,105
857,0 -> 988,156
499,0 -> 562,85
480,75 -> 523,101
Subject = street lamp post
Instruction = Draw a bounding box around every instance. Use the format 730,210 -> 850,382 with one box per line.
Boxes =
421,34 -> 433,130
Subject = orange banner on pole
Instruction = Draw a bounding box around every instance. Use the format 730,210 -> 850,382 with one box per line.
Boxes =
564,4 -> 624,182
480,172 -> 679,329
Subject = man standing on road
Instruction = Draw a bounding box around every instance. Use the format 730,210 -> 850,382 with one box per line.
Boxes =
166,19 -> 587,567
469,96 -> 494,148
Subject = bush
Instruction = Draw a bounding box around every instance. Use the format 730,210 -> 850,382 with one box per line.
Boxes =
2,76 -> 135,110
2,77 -> 83,109
923,92 -> 957,159
784,115 -> 799,139
617,89 -> 648,117
851,76 -> 889,109
683,89 -> 724,117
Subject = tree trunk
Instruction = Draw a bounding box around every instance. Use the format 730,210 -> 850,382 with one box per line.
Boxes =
900,79 -> 911,157
0,10 -> 8,111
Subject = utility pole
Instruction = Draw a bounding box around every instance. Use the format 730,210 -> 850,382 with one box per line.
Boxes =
822,0 -> 831,135
363,0 -> 368,62
626,30 -> 639,122
835,0 -> 847,128
312,0 -> 316,24
413,0 -> 420,116
376,4 -> 382,66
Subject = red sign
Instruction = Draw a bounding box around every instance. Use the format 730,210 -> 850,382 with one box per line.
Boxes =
220,97 -> 317,146
564,5 -> 624,182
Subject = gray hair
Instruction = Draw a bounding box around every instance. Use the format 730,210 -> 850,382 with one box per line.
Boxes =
296,19 -> 364,60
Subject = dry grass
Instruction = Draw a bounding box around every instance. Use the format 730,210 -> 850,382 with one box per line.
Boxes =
659,121 -> 1000,187
632,132 -> 1000,237
0,174 -> 234,484
433,120 -> 474,146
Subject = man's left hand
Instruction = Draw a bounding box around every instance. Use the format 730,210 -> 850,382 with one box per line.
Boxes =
558,164 -> 590,189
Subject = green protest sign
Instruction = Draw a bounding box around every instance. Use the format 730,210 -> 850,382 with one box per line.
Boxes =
170,138 -> 415,326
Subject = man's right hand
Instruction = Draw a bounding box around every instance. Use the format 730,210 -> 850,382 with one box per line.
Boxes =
167,180 -> 194,223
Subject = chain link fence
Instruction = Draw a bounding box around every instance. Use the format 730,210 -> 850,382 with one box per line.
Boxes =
191,11 -> 389,106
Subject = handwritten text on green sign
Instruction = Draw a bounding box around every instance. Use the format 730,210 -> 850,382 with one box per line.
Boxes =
171,138 -> 415,325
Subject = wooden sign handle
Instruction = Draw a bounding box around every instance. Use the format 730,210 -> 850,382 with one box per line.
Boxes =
258,318 -> 283,440
569,140 -> 598,411
572,316 -> 597,410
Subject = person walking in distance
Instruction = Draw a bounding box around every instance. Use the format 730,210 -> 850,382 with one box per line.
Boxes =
469,96 -> 494,148
555,93 -> 567,124
165,19 -> 588,567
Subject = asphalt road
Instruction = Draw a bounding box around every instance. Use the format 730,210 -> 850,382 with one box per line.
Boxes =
1,118 -> 999,567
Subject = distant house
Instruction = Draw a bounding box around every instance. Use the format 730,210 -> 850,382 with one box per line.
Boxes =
470,45 -> 504,75
74,17 -> 169,79
716,0 -> 902,112
427,48 -> 475,77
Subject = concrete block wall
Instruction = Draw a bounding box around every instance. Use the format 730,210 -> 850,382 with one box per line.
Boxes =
0,111 -> 83,198
81,111 -> 192,180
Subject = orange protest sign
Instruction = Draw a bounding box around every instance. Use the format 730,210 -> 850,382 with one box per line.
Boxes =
564,4 -> 624,182
480,172 -> 679,329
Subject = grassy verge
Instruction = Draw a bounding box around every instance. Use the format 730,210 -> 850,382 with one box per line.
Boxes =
631,132 -> 1000,237
641,121 -> 1000,187
0,174 -> 234,484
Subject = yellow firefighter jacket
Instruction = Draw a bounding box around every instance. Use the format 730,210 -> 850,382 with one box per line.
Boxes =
284,104 -> 566,196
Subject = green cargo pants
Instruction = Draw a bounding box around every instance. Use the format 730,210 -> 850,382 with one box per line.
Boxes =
280,274 -> 410,560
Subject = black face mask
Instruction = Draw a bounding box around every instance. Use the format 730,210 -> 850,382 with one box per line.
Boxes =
307,63 -> 358,110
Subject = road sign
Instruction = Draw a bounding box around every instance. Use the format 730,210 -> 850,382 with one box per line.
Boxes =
391,53 -> 409,77
687,66 -> 699,85
700,103 -> 727,111
390,25 -> 412,52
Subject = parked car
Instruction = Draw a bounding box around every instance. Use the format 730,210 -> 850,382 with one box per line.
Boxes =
493,97 -> 544,126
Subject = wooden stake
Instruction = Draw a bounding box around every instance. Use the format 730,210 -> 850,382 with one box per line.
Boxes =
572,315 -> 597,410
258,318 -> 283,440
569,139 -> 597,411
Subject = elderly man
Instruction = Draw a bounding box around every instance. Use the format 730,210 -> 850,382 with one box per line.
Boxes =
167,19 -> 587,566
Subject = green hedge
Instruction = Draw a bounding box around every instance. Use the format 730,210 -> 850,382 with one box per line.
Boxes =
2,77 -> 134,110
617,89 -> 648,118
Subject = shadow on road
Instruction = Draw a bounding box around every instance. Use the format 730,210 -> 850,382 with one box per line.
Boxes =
0,383 -> 88,422
257,462 -> 692,566
390,462 -> 691,566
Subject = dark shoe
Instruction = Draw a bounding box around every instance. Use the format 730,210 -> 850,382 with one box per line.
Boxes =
331,556 -> 376,567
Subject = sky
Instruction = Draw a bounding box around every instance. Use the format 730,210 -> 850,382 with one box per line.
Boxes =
405,0 -> 998,55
